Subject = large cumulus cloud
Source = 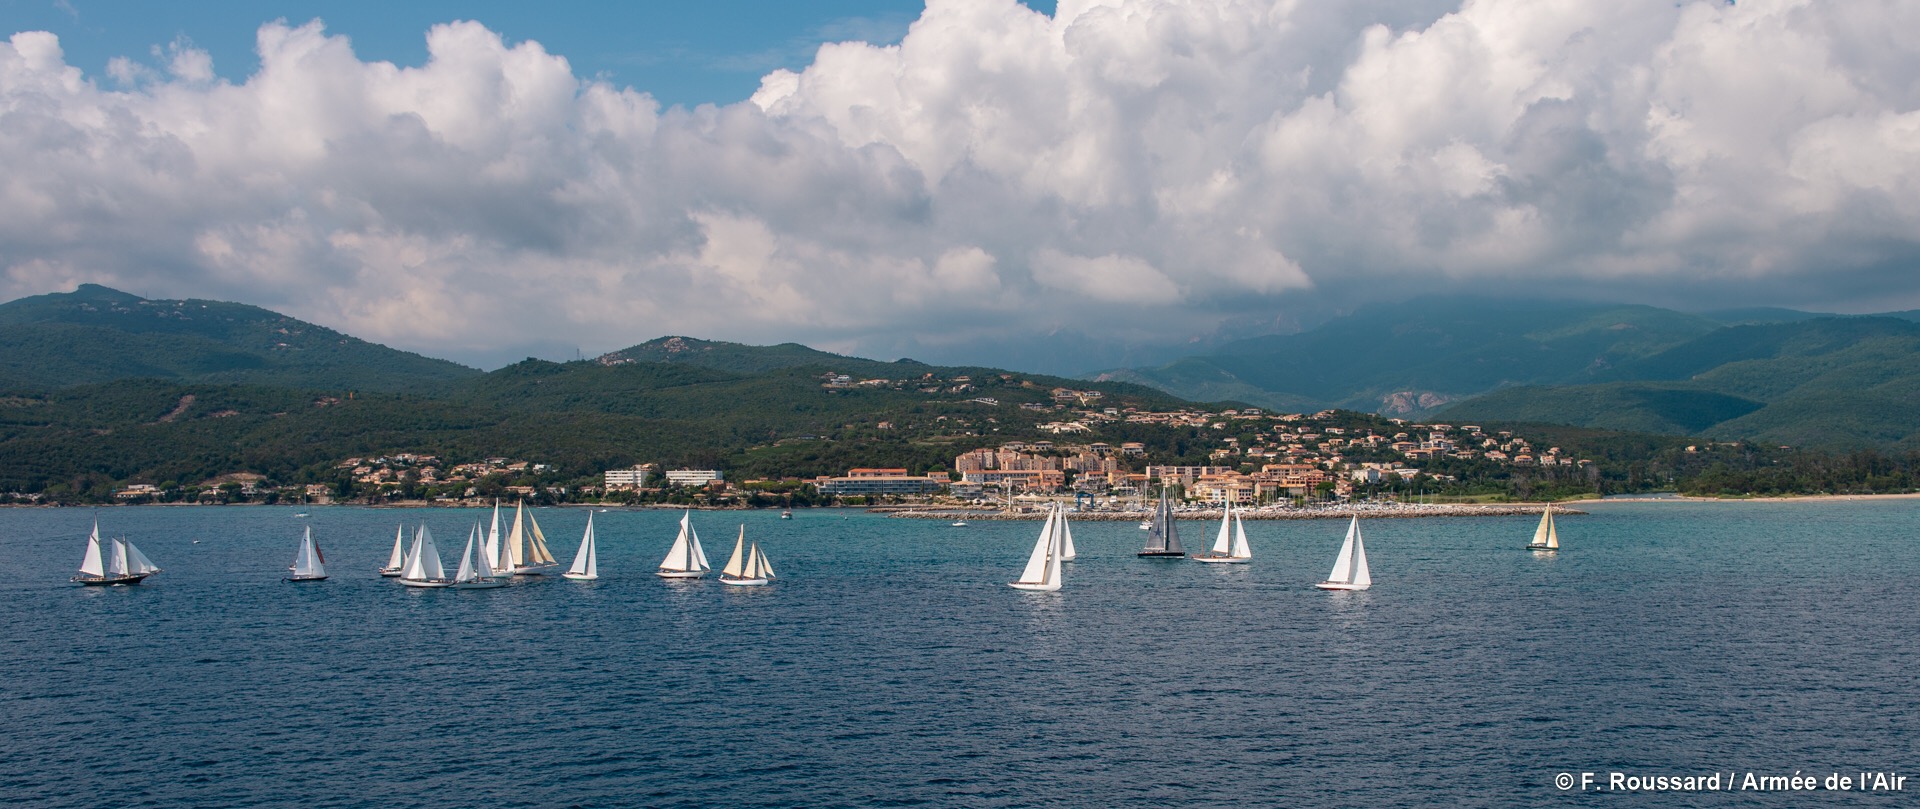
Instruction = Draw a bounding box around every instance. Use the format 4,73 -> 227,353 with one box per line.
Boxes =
2,0 -> 1917,369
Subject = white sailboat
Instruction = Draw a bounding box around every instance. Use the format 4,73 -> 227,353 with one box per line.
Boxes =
398,524 -> 454,588
718,525 -> 776,586
1009,503 -> 1065,591
286,525 -> 329,582
656,510 -> 711,578
378,524 -> 406,577
564,513 -> 599,581
452,525 -> 507,589
1192,498 -> 1252,563
482,501 -> 503,576
72,521 -> 157,586
1525,504 -> 1560,552
1138,488 -> 1185,557
1315,516 -> 1372,591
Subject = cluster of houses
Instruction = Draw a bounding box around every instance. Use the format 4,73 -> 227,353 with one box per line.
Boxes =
338,454 -> 553,498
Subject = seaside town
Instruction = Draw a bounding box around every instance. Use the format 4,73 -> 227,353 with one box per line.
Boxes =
72,394 -> 1599,518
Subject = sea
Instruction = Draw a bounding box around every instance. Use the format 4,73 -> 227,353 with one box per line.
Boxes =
1,500 -> 1914,808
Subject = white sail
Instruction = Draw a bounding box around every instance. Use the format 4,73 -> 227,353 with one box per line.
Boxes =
1211,500 -> 1235,555
1544,511 -> 1558,550
403,524 -> 448,581
1230,512 -> 1252,559
124,541 -> 160,575
107,538 -> 130,578
384,525 -> 406,571
722,527 -> 748,578
454,529 -> 480,583
78,521 -> 105,577
689,520 -> 709,570
1349,522 -> 1371,588
1059,508 -> 1076,561
526,509 -> 557,565
754,544 -> 776,579
565,514 -> 598,579
1011,504 -> 1062,590
659,511 -> 710,574
1328,517 -> 1359,584
485,502 -> 504,572
401,525 -> 428,580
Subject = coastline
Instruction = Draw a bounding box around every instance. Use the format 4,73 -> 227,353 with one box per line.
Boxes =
882,503 -> 1584,521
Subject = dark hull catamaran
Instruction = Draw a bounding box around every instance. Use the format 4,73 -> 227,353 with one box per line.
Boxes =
1138,489 -> 1187,557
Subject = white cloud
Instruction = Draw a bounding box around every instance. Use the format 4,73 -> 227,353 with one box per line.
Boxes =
3,1 -> 1919,372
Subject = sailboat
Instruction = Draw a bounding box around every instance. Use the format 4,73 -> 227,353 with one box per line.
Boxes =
378,524 -> 407,577
398,524 -> 454,588
72,521 -> 159,585
1138,489 -> 1186,557
564,513 -> 599,581
656,510 -> 711,578
1192,498 -> 1252,563
1525,504 -> 1560,552
718,525 -> 777,586
1009,503 -> 1065,591
286,526 -> 329,582
452,525 -> 507,589
497,501 -> 562,575
1315,516 -> 1372,591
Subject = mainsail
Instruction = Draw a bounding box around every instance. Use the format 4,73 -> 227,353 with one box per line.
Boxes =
1141,489 -> 1185,554
565,513 -> 598,580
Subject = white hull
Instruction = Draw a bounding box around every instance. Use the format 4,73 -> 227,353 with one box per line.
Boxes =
512,563 -> 561,575
657,569 -> 706,579
1009,581 -> 1062,592
1315,581 -> 1369,591
399,578 -> 454,588
719,575 -> 769,586
1191,554 -> 1250,564
454,579 -> 507,590
562,572 -> 598,581
377,568 -> 403,577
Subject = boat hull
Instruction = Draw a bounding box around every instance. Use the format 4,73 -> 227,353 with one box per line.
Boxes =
718,575 -> 768,586
1191,554 -> 1250,564
511,564 -> 560,576
453,580 -> 507,590
1136,550 -> 1186,557
1009,581 -> 1062,591
285,575 -> 329,582
656,569 -> 707,579
1315,581 -> 1369,591
562,572 -> 598,581
377,568 -> 403,578
398,578 -> 454,588
1524,545 -> 1557,552
72,574 -> 149,586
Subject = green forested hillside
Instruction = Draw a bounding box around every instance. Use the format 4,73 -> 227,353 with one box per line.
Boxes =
0,284 -> 479,392
1093,298 -> 1722,414
1444,317 -> 1920,449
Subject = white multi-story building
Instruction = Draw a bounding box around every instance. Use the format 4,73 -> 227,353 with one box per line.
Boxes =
664,469 -> 724,486
603,466 -> 651,491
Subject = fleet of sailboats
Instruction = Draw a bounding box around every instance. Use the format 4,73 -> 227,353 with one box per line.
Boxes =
1315,516 -> 1372,591
1010,503 -> 1068,591
286,526 -> 328,582
1138,489 -> 1186,557
1191,499 -> 1252,563
496,501 -> 561,575
718,526 -> 777,586
1525,504 -> 1560,552
657,510 -> 711,578
72,521 -> 161,586
564,512 -> 598,581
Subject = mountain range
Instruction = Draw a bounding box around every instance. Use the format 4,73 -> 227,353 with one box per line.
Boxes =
1090,298 -> 1920,450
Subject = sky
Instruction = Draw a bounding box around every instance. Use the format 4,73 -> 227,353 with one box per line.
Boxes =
2,0 -> 1918,374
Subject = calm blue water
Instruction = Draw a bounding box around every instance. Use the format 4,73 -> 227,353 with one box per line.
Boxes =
2,502 -> 1915,807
